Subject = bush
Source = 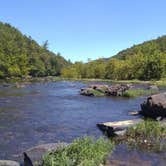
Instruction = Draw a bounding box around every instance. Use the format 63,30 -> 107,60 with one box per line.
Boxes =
42,137 -> 114,166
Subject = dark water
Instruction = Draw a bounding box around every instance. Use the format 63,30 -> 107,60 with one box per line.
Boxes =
0,81 -> 165,165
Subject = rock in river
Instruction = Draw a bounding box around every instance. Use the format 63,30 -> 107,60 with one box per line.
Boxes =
80,84 -> 132,97
140,92 -> 166,119
147,85 -> 159,91
97,119 -> 143,137
23,143 -> 68,165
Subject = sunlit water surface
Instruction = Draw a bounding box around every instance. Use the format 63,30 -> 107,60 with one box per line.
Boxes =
0,81 -> 165,165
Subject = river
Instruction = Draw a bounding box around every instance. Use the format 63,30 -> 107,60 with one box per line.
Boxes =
0,81 -> 165,165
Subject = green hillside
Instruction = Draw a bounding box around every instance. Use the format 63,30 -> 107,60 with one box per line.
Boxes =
62,36 -> 166,80
0,22 -> 70,78
114,35 -> 166,59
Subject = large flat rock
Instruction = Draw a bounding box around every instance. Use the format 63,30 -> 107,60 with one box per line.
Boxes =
97,119 -> 143,136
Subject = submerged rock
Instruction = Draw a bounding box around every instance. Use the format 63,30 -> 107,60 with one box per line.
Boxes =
147,85 -> 159,91
128,111 -> 140,116
0,160 -> 20,166
140,93 -> 166,119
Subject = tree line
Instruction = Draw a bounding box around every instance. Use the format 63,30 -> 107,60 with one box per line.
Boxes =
62,36 -> 166,80
0,21 -> 166,80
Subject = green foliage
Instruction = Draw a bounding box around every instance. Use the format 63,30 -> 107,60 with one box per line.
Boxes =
42,137 -> 114,166
122,89 -> 157,97
124,120 -> 166,151
89,89 -> 105,97
62,36 -> 166,81
62,59 -> 106,79
114,36 -> 166,60
0,21 -> 70,78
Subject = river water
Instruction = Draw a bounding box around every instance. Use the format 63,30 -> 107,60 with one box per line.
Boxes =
0,81 -> 165,165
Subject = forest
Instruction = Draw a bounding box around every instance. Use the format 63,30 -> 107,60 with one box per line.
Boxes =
62,36 -> 166,80
0,22 -> 70,79
0,21 -> 166,81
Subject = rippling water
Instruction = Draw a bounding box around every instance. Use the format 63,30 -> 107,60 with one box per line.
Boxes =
0,81 -> 165,165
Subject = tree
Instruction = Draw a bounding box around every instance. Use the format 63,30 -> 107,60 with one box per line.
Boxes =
42,40 -> 49,50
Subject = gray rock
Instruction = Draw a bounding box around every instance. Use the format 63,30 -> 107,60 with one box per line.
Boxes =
128,111 -> 140,116
89,84 -> 109,90
140,93 -> 166,118
97,119 -> 143,137
147,85 -> 159,91
24,143 -> 68,165
80,84 -> 131,97
80,88 -> 95,96
0,160 -> 20,166
114,130 -> 127,136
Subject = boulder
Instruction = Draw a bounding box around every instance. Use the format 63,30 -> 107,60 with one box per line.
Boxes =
0,160 -> 20,166
80,88 -> 95,96
89,84 -> 109,90
140,93 -> 166,119
105,84 -> 129,96
147,85 -> 159,91
24,143 -> 68,165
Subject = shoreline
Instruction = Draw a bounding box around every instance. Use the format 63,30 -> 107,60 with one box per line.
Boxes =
0,76 -> 165,88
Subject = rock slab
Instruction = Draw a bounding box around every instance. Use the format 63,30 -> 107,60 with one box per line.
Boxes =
97,119 -> 143,137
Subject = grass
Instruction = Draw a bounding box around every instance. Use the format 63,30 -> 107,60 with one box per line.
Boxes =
152,78 -> 166,87
90,89 -> 105,97
118,119 -> 166,151
66,78 -> 166,87
42,137 -> 114,166
122,89 -> 157,97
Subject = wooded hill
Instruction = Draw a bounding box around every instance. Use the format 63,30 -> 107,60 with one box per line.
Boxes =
62,36 -> 166,80
114,35 -> 166,59
0,22 -> 70,78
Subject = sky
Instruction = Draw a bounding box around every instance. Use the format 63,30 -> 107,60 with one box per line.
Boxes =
0,0 -> 166,62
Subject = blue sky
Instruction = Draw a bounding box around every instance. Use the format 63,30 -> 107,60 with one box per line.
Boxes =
0,0 -> 166,62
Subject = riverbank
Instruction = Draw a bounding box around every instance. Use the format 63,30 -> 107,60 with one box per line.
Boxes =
69,78 -> 166,87
0,76 -> 165,87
